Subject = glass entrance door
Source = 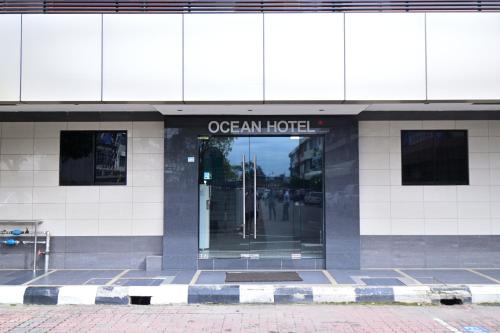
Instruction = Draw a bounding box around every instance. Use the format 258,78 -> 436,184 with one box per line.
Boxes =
198,136 -> 324,260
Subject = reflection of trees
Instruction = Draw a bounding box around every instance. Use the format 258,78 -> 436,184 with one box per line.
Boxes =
199,137 -> 234,158
199,137 -> 236,183
290,174 -> 322,191
255,165 -> 265,178
200,137 -> 323,192
255,166 -> 272,188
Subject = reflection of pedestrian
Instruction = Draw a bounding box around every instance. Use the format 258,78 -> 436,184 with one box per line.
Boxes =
268,189 -> 276,221
245,191 -> 254,235
282,190 -> 290,221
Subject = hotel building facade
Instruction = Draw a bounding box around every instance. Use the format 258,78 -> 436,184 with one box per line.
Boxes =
1,2 -> 500,270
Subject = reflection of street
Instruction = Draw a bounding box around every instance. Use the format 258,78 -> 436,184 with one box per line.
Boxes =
254,197 -> 324,258
200,195 -> 324,259
259,199 -> 322,228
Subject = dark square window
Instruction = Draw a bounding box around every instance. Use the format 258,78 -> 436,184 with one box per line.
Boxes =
60,131 -> 127,186
401,130 -> 469,186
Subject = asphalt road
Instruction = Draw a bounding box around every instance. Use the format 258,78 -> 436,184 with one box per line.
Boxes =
1,304 -> 500,333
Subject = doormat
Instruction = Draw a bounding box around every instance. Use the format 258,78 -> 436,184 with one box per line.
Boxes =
225,271 -> 302,283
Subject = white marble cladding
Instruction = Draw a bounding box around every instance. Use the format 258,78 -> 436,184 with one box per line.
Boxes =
359,120 -> 500,236
0,121 -> 164,237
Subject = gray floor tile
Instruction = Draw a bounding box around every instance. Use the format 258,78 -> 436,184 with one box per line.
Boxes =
296,271 -> 330,284
402,269 -> 494,284
84,278 -> 111,285
171,270 -> 197,284
124,270 -> 178,278
328,269 -> 403,284
361,278 -> 406,286
475,269 -> 500,282
196,271 -> 226,284
29,270 -> 122,286
0,270 -> 44,285
115,279 -> 164,286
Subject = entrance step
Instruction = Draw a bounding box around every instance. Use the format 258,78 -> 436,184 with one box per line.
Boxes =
146,256 -> 162,272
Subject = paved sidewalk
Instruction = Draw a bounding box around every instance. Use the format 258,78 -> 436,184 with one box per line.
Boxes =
1,304 -> 500,333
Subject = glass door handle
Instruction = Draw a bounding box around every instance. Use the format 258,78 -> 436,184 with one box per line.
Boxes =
253,154 -> 257,239
242,154 -> 246,239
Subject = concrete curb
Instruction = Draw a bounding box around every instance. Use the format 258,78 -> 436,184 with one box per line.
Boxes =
0,284 -> 498,305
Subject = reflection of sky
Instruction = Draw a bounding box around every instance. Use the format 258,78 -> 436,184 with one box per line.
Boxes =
226,137 -> 302,177
226,137 -> 250,167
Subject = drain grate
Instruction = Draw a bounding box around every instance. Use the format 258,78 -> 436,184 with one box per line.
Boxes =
440,298 -> 463,306
130,296 -> 151,305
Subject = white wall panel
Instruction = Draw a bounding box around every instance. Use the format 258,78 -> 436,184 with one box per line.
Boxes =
264,13 -> 344,101
0,121 -> 164,237
184,14 -> 263,101
4,12 -> 500,102
345,13 -> 426,100
427,13 -> 500,100
0,15 -> 21,101
360,120 -> 499,236
21,14 -> 102,101
102,14 -> 182,101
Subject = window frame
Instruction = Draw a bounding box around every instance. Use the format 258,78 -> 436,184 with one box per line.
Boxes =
59,130 -> 128,186
400,129 -> 469,186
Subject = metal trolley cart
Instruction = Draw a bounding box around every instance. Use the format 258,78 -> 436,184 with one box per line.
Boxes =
0,220 -> 50,274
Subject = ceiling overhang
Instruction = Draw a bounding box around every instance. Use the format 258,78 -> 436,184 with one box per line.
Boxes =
0,102 -> 500,115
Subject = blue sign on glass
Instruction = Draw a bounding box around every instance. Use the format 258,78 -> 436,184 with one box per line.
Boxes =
464,327 -> 490,333
203,172 -> 212,180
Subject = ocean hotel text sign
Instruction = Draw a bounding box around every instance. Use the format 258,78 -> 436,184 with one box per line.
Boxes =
208,120 -> 316,134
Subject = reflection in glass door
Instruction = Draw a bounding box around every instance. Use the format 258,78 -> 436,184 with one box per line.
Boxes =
198,136 -> 324,260
198,137 -> 250,258
249,136 -> 324,259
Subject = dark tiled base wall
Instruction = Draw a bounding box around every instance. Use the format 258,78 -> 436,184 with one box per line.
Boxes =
4,235 -> 500,270
0,236 -> 163,269
361,235 -> 500,268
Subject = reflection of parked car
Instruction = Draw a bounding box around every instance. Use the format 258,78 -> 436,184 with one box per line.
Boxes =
304,191 -> 322,205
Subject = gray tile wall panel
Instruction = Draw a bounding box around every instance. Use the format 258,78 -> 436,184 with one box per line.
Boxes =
0,236 -> 162,269
324,117 -> 360,269
361,235 -> 500,268
163,125 -> 200,270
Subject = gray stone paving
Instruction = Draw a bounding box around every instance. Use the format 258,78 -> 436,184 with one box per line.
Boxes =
1,304 -> 500,332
